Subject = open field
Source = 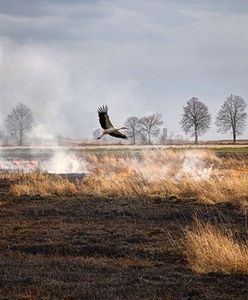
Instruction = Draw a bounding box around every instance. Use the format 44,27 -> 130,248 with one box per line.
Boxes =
0,146 -> 248,299
2,143 -> 248,157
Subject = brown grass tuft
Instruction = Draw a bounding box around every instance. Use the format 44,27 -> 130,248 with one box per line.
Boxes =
10,173 -> 76,197
185,223 -> 248,274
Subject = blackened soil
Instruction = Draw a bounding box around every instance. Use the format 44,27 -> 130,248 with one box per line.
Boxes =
0,180 -> 248,299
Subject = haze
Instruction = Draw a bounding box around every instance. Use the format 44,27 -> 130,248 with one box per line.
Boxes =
0,0 -> 247,141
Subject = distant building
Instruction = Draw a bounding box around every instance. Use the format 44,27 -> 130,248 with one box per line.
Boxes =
160,128 -> 189,144
163,128 -> 168,140
160,127 -> 168,144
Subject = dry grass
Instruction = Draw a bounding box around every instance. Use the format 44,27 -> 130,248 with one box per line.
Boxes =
80,149 -> 248,204
10,173 -> 76,197
5,149 -> 248,203
185,222 -> 248,274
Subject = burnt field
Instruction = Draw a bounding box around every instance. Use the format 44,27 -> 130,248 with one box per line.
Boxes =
1,191 -> 248,299
0,146 -> 248,299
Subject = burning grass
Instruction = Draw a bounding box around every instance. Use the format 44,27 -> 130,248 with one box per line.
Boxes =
185,222 -> 248,274
81,149 -> 248,204
4,149 -> 248,204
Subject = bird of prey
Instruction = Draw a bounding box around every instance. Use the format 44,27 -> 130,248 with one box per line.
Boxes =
97,105 -> 128,139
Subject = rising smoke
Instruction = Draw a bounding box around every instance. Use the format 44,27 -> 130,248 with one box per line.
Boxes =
40,151 -> 88,174
175,151 -> 214,181
138,150 -> 215,182
0,38 -> 142,140
87,149 -> 218,183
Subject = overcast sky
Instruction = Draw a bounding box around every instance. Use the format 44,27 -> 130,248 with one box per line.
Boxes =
0,0 -> 248,140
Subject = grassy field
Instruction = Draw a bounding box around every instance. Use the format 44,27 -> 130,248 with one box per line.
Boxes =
2,143 -> 248,156
0,146 -> 248,299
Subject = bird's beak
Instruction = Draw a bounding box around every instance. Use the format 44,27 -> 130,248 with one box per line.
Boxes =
123,127 -> 128,129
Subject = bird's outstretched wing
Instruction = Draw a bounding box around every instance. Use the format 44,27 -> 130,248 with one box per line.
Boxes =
109,130 -> 128,139
97,105 -> 114,129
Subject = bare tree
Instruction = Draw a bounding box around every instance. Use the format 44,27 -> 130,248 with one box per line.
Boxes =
6,103 -> 34,146
124,116 -> 139,144
180,97 -> 211,144
215,94 -> 247,143
138,113 -> 163,144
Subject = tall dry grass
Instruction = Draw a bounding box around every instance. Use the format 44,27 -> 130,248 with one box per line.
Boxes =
10,173 -> 76,197
185,222 -> 248,274
80,149 -> 248,204
6,149 -> 248,203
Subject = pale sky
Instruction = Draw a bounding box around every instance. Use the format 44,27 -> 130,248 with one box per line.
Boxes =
0,0 -> 248,141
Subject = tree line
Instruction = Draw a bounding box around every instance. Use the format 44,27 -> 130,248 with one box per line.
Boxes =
181,94 -> 247,144
121,94 -> 248,144
124,113 -> 163,144
2,94 -> 248,146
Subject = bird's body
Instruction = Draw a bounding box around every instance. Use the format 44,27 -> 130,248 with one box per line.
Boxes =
97,105 -> 128,139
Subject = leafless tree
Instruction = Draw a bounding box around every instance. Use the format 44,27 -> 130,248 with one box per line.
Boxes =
6,103 -> 34,146
124,116 -> 139,144
138,113 -> 163,144
180,97 -> 211,144
215,94 -> 247,143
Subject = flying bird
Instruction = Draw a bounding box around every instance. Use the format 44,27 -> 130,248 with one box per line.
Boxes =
97,105 -> 128,140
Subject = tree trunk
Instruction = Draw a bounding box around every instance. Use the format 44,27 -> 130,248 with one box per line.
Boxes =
133,130 -> 136,145
194,126 -> 198,144
148,132 -> 151,144
19,130 -> 23,146
233,128 -> 236,144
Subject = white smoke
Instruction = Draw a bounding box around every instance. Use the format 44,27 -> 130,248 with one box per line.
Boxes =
175,151 -> 213,181
0,38 -> 143,139
28,124 -> 56,145
27,121 -> 89,173
40,151 -> 88,174
127,150 -> 214,183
